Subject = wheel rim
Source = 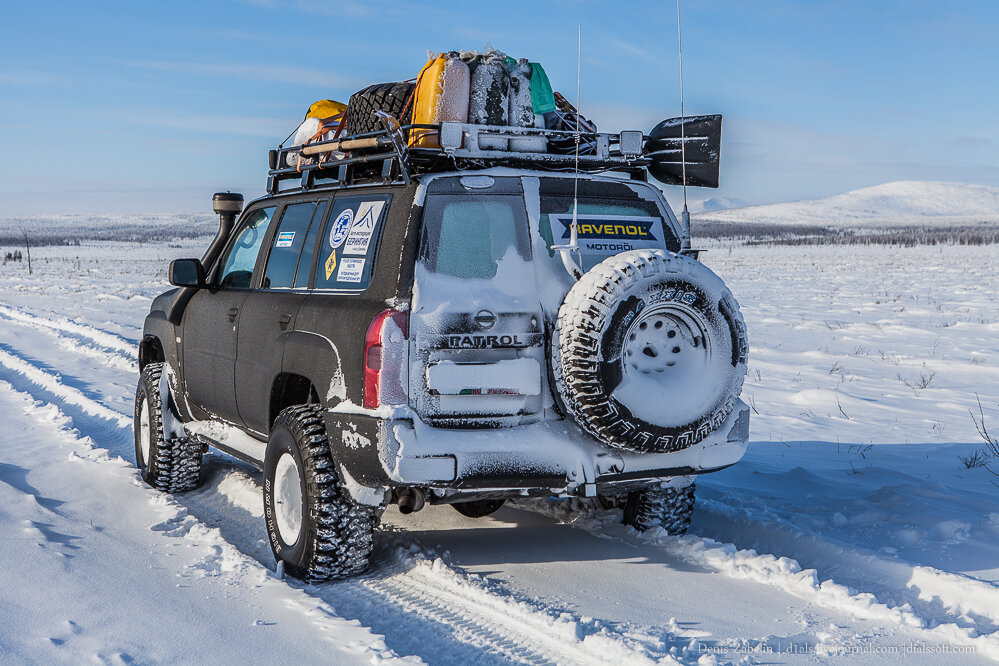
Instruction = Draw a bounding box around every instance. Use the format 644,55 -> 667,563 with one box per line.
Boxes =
614,303 -> 717,427
273,452 -> 304,545
138,395 -> 151,468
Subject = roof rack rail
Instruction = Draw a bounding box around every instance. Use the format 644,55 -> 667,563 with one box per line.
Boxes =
265,121 -> 655,194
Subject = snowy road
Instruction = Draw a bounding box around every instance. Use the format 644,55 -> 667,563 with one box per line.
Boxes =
1,239 -> 998,664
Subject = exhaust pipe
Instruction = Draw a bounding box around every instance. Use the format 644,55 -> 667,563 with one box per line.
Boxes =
396,488 -> 425,515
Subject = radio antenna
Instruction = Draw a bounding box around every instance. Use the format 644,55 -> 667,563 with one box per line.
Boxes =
675,0 -> 692,250
570,25 -> 582,261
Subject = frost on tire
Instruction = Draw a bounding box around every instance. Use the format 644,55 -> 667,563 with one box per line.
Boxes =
133,363 -> 203,493
263,405 -> 380,582
623,484 -> 696,535
344,82 -> 415,138
554,250 -> 748,453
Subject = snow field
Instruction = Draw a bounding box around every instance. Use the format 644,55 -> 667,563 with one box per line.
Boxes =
0,237 -> 997,663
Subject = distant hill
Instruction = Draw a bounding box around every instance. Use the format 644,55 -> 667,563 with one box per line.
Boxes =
697,181 -> 999,228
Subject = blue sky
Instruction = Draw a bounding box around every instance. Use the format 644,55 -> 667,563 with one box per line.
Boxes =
2,0 -> 997,214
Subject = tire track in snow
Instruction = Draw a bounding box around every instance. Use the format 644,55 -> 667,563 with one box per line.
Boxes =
342,553 -> 675,666
521,500 -> 999,661
0,308 -> 135,373
0,304 -> 138,359
696,495 -> 999,638
0,345 -> 131,429
182,463 -> 692,666
0,379 -> 416,665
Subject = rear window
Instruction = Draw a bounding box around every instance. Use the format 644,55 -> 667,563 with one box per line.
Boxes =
313,194 -> 391,291
420,194 -> 531,280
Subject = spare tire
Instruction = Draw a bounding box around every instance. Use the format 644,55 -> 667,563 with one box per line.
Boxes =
343,81 -> 415,138
554,250 -> 747,453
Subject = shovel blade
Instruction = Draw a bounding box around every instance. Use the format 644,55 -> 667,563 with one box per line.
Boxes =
644,114 -> 722,188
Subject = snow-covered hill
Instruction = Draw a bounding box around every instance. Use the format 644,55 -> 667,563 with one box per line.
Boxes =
698,181 -> 999,228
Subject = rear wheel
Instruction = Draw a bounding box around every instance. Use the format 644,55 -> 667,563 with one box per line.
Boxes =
623,484 -> 696,535
133,363 -> 202,493
263,405 -> 379,582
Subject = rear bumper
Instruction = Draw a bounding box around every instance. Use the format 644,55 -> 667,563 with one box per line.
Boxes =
328,401 -> 750,505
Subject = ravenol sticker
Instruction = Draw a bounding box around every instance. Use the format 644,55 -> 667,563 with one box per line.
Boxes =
275,231 -> 296,248
324,250 -> 337,280
336,257 -> 366,283
343,201 -> 385,256
555,215 -> 658,241
329,209 -> 354,248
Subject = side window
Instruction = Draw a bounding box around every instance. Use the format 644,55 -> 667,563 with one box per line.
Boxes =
293,200 -> 327,289
217,207 -> 276,290
262,200 -> 327,289
313,195 -> 391,291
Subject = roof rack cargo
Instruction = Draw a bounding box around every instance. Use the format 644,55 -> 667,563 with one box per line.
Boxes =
265,114 -> 721,195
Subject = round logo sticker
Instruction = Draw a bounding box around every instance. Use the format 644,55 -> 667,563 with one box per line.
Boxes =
329,209 -> 354,248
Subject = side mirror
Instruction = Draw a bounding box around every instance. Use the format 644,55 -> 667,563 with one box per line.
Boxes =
169,258 -> 206,288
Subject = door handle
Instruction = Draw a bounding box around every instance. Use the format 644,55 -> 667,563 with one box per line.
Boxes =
227,307 -> 239,322
278,313 -> 291,329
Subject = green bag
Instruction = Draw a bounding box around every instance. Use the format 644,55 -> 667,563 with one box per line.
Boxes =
528,62 -> 555,115
504,57 -> 556,115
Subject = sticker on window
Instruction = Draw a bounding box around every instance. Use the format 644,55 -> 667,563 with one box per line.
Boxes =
329,209 -> 354,248
552,214 -> 662,257
275,231 -> 296,248
343,201 -> 385,255
324,250 -> 337,280
554,214 -> 659,241
336,257 -> 366,283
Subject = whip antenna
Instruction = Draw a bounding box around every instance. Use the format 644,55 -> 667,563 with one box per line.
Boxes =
571,25 -> 582,258
552,25 -> 586,279
676,0 -> 691,249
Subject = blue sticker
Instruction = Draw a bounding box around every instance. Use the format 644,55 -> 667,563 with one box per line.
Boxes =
329,209 -> 354,248
275,231 -> 296,248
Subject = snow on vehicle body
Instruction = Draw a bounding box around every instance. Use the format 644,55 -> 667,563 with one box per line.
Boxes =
135,116 -> 748,580
377,169 -> 749,501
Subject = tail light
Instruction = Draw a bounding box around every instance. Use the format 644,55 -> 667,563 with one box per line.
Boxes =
363,309 -> 409,409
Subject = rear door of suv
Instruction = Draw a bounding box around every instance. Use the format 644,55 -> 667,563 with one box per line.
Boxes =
409,176 -> 548,426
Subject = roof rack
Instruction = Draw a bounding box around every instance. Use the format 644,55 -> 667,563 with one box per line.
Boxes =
265,122 -> 651,195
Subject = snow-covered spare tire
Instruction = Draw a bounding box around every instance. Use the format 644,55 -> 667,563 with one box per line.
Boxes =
554,250 -> 748,453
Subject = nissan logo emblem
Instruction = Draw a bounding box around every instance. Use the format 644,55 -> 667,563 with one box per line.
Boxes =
473,310 -> 496,329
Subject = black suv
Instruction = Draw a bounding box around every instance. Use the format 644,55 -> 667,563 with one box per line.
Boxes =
134,120 -> 749,582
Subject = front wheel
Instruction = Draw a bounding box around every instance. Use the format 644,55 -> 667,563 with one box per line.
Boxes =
133,363 -> 202,493
263,405 -> 379,582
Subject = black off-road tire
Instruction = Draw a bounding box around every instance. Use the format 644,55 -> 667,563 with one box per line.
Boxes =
263,405 -> 379,582
133,363 -> 203,493
554,250 -> 748,454
452,499 -> 506,518
344,82 -> 415,138
623,484 -> 696,535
